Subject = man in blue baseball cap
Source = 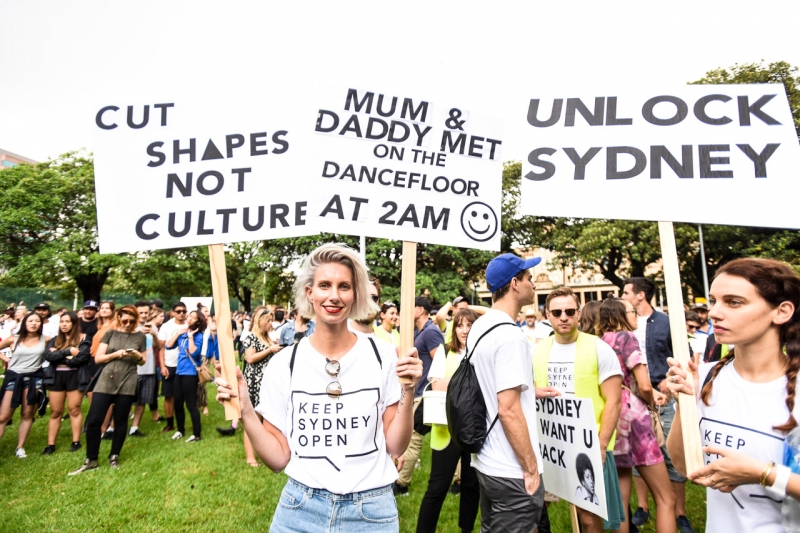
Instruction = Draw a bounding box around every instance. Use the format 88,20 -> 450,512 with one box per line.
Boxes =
469,253 -> 553,533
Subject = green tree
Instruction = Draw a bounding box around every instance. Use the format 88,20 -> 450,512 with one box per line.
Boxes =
0,152 -> 129,301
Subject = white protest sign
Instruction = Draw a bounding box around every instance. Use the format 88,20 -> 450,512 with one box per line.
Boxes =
519,84 -> 800,229
311,87 -> 504,250
536,396 -> 607,520
93,99 -> 319,253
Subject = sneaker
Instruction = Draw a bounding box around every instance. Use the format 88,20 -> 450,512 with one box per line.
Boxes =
677,515 -> 696,533
216,425 -> 236,437
69,441 -> 82,453
62,413 -> 70,421
186,435 -> 201,443
161,425 -> 174,433
171,431 -> 183,440
68,458 -> 98,476
42,445 -> 56,455
15,447 -> 27,459
392,481 -> 409,496
129,429 -> 146,437
449,482 -> 461,495
631,508 -> 650,527
109,455 -> 120,469
101,430 -> 114,441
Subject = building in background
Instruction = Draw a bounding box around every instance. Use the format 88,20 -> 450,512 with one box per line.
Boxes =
474,247 -> 620,310
0,148 -> 37,169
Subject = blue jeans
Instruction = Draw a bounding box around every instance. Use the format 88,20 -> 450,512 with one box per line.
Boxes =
270,478 -> 398,533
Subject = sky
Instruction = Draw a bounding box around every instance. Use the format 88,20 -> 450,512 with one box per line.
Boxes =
2,0 -> 799,163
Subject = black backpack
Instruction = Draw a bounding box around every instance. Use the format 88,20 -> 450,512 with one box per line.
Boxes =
446,322 -> 515,453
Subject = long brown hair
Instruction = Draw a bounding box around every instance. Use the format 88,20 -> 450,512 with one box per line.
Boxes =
449,309 -> 480,354
579,301 -> 602,334
55,311 -> 82,350
596,299 -> 635,336
700,258 -> 800,432
15,312 -> 43,348
97,300 -> 116,328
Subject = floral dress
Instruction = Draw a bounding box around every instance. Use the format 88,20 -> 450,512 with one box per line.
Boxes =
241,335 -> 272,407
602,331 -> 664,468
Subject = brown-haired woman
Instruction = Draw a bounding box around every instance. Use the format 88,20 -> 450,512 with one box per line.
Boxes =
70,305 -> 146,474
417,308 -> 481,533
597,298 -> 674,533
43,311 -> 90,455
579,300 -> 602,333
666,258 -> 800,531
241,308 -> 281,466
166,309 -> 206,443
0,313 -> 49,458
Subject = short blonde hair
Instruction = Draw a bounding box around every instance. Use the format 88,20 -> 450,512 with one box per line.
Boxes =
294,243 -> 379,321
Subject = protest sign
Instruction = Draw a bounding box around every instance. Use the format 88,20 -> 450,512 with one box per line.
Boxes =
93,98 -> 319,418
93,99 -> 318,254
519,84 -> 800,228
519,84 -> 800,475
536,396 -> 607,521
312,86 -> 505,251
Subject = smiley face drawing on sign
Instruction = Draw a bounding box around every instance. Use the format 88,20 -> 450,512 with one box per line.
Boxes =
461,202 -> 498,242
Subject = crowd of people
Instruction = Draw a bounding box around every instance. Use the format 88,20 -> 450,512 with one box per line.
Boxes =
2,244 -> 800,533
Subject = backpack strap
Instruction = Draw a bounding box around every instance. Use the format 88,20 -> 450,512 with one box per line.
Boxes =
464,322 -> 517,363
289,341 -> 301,377
463,321 -> 516,438
367,337 -> 382,368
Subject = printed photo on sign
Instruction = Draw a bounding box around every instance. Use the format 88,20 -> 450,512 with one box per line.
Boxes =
312,86 -> 504,251
536,396 -> 608,520
290,388 -> 380,472
519,85 -> 800,229
93,97 -> 319,253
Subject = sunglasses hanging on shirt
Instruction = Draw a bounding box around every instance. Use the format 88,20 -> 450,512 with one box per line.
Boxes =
325,358 -> 342,399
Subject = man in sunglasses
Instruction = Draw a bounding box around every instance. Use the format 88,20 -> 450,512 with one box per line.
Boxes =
533,287 -> 623,533
157,302 -> 188,433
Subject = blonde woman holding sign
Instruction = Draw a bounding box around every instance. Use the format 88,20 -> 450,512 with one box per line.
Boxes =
666,258 -> 800,532
216,243 -> 422,532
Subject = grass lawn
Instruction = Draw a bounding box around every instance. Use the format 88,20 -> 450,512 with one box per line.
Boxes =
0,394 -> 706,532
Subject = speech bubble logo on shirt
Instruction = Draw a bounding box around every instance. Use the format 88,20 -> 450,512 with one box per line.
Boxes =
461,201 -> 498,242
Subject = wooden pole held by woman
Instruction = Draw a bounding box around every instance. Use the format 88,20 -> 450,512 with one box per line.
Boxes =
398,241 -> 417,384
658,221 -> 703,475
208,244 -> 241,420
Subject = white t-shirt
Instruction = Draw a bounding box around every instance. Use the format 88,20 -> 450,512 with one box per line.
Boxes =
42,317 -> 60,339
158,319 -> 185,367
469,309 -> 544,479
520,324 -> 537,343
255,335 -> 402,495
533,321 -> 554,342
546,338 -> 623,395
634,315 -> 649,363
697,361 -> 788,533
138,332 -> 157,375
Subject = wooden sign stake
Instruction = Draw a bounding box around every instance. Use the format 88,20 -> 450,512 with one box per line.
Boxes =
658,221 -> 703,475
398,241 -> 417,384
208,244 -> 241,420
569,503 -> 580,533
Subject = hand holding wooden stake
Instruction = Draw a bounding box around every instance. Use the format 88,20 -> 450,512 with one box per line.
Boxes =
658,221 -> 704,476
398,241 -> 417,384
209,244 -> 241,420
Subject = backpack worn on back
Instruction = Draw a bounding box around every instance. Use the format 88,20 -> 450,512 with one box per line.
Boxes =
446,322 -> 516,453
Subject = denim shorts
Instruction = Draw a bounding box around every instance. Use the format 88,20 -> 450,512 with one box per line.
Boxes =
5,376 -> 42,392
270,478 -> 398,533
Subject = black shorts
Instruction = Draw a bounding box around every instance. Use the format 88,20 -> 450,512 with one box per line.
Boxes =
49,370 -> 80,392
136,375 -> 158,405
161,366 -> 177,397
